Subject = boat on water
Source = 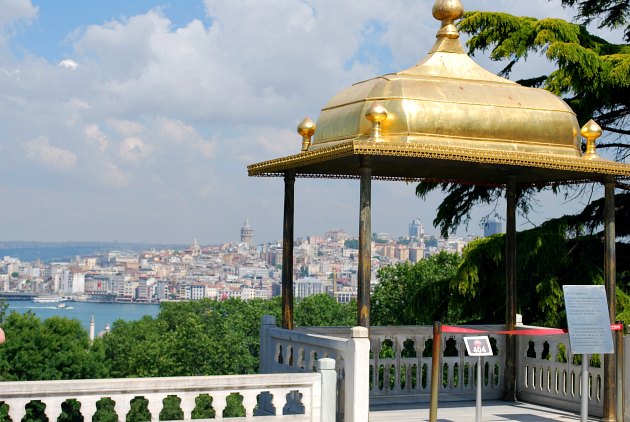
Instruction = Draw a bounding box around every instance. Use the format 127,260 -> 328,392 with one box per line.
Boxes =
32,295 -> 68,303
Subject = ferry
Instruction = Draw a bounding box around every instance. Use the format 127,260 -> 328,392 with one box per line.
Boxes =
32,295 -> 69,304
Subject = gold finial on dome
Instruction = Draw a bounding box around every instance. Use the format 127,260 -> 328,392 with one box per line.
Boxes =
581,119 -> 602,160
298,117 -> 316,152
365,102 -> 388,141
433,0 -> 464,39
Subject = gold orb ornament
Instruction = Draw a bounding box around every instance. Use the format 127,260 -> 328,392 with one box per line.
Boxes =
298,117 -> 316,152
580,119 -> 602,160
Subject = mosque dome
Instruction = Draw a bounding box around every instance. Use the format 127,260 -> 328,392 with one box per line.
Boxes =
310,0 -> 580,158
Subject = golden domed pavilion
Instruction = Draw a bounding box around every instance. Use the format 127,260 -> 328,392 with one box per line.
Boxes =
248,0 -> 629,414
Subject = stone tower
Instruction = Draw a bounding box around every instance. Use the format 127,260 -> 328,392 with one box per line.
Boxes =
241,218 -> 253,245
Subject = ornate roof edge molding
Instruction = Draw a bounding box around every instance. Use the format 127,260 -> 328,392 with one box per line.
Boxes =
247,140 -> 630,181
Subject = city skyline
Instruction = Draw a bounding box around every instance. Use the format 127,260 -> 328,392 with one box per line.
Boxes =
0,0 -> 621,244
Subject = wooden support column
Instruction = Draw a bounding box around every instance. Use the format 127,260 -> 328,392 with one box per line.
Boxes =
358,156 -> 372,329
603,178 -> 617,421
504,177 -> 517,401
282,170 -> 296,330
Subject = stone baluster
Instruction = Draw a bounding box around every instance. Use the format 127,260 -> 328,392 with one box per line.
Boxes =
270,389 -> 285,415
394,336 -> 402,391
41,398 -> 64,422
111,395 -> 132,421
241,391 -> 258,418
79,397 -> 99,421
211,392 -> 228,418
7,399 -> 29,422
178,393 -> 197,420
146,394 -> 167,421
371,337 -> 381,393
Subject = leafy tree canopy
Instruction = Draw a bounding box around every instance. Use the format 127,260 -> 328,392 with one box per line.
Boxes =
418,0 -> 629,237
371,251 -> 461,326
0,312 -> 107,381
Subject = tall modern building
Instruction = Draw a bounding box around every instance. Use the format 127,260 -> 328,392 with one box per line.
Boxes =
408,218 -> 424,238
484,219 -> 504,237
241,218 -> 254,245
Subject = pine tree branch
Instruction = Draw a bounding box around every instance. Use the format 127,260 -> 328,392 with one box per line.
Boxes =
598,142 -> 630,149
600,126 -> 630,136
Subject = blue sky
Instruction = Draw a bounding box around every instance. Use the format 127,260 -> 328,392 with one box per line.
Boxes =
0,0 -> 620,244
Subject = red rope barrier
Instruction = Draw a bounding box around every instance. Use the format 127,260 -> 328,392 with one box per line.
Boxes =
441,324 -> 623,335
442,325 -> 568,336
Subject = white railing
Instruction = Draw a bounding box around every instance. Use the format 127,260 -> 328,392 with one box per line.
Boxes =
368,325 -> 505,404
262,320 -> 629,420
260,319 -> 504,414
516,330 -> 606,417
259,316 -> 369,422
0,365 -> 338,422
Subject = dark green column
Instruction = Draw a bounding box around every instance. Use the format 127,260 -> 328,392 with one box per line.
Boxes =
282,171 -> 295,330
504,177 -> 517,401
603,178 -> 617,421
358,156 -> 372,328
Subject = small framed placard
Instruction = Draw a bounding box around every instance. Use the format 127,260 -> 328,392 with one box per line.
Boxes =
563,285 -> 614,354
464,336 -> 493,357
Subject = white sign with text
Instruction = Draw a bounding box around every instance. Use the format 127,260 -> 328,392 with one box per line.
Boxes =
563,285 -> 614,354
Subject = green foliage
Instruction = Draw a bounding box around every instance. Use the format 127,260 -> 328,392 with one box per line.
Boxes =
58,400 -> 83,422
451,217 -> 630,326
93,398 -> 118,422
371,252 -> 461,325
294,294 -> 356,327
191,395 -> 215,419
0,312 -> 107,381
459,9 -> 629,128
417,1 -> 630,239
126,397 -> 150,422
559,0 -> 630,41
159,396 -> 183,421
103,298 -> 282,378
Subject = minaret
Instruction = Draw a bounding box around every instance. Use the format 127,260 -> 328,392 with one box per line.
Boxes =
241,219 -> 253,245
89,314 -> 95,342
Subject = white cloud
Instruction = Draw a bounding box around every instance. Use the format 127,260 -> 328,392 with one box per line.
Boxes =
107,118 -> 145,136
118,137 -> 154,164
102,161 -> 127,187
23,136 -> 77,171
157,117 -> 217,158
0,0 -> 599,242
83,124 -> 109,152
0,0 -> 38,29
58,59 -> 79,70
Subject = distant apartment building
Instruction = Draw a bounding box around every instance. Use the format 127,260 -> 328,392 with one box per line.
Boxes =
408,218 -> 424,238
409,247 -> 425,263
294,278 -> 325,299
484,219 -> 504,237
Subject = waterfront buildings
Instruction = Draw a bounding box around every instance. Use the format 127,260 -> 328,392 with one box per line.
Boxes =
0,220 -> 476,304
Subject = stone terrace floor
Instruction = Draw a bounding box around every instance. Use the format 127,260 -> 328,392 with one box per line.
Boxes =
369,400 -> 595,421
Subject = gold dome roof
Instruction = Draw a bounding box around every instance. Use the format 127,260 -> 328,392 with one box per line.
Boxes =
248,0 -> 630,184
310,1 -> 580,157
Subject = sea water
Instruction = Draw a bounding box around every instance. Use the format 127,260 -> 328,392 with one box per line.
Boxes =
3,300 -> 160,335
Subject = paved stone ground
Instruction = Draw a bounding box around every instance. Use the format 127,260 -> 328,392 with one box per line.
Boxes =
369,400 -> 597,421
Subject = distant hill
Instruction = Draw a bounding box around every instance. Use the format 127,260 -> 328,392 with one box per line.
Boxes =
0,241 -> 187,262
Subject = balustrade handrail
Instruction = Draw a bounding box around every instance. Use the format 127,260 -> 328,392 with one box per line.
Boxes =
0,371 -> 331,422
0,373 -> 320,397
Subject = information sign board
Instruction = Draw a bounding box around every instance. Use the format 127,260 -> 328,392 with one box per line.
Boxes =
463,336 -> 493,357
563,285 -> 614,354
